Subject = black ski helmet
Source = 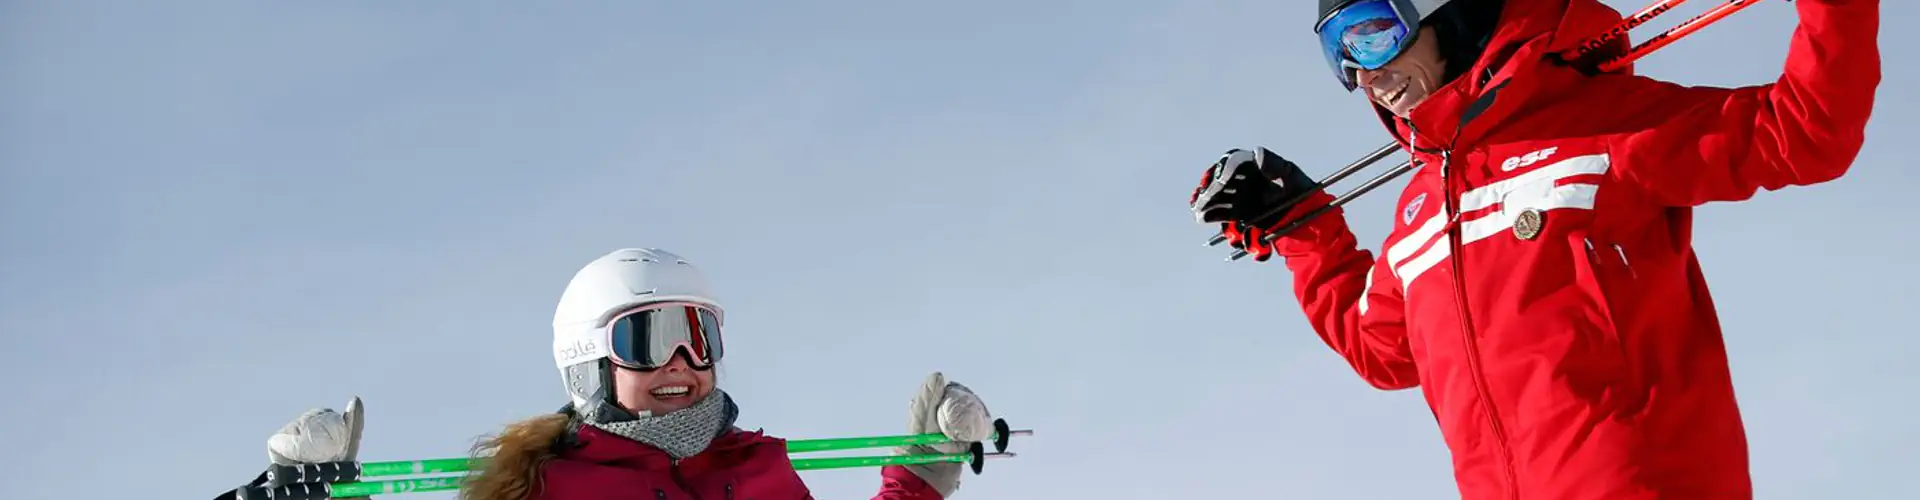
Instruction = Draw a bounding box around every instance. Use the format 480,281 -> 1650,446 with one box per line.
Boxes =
1317,0 -> 1504,86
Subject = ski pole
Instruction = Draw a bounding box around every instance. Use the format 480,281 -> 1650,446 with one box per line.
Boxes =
1560,0 -> 1694,64
1596,0 -> 1765,73
1203,142 -> 1399,248
1209,0 -> 1768,261
796,444 -> 1013,474
254,424 -> 1032,487
788,425 -> 1033,453
217,450 -> 1015,500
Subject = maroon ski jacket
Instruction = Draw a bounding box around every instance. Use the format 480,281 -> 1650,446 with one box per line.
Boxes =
529,425 -> 941,500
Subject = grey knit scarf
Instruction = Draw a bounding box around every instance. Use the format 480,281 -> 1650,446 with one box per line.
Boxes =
586,388 -> 739,459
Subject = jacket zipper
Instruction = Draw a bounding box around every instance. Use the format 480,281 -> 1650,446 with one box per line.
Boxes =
1438,148 -> 1520,498
1585,239 -> 1637,280
667,462 -> 704,500
1613,244 -> 1637,279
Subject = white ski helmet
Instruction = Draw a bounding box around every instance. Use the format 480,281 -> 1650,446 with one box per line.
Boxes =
551,248 -> 725,417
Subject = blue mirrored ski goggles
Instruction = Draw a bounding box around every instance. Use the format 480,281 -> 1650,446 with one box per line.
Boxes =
1316,0 -> 1419,91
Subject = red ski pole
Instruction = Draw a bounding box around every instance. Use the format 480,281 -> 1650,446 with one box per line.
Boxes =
1210,0 -> 1769,260
1560,0 -> 1694,65
1597,0 -> 1766,72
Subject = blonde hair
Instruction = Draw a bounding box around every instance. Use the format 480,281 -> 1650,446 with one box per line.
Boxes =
457,413 -> 572,500
459,360 -> 729,500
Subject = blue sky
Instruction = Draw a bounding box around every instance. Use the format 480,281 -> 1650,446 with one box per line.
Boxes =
2,1 -> 1915,498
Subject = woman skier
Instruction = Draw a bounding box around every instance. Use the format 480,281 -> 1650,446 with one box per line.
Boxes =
257,247 -> 998,500
1188,0 -> 1879,498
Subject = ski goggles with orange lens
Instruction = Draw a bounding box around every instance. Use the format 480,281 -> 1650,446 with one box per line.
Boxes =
1316,0 -> 1423,92
606,303 -> 724,370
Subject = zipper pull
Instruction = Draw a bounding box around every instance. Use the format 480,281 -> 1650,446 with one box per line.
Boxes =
1613,244 -> 1637,278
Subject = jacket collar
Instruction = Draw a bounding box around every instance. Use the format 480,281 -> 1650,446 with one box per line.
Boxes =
563,424 -> 779,470
1376,0 -> 1632,152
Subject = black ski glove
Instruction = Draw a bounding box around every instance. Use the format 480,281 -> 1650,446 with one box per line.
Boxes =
1188,147 -> 1320,261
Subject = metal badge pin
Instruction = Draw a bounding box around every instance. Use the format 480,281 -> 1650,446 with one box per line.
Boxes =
1512,209 -> 1545,240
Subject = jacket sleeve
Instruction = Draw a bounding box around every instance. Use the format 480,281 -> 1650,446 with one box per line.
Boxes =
1272,191 -> 1420,390
1607,0 -> 1880,206
871,465 -> 943,499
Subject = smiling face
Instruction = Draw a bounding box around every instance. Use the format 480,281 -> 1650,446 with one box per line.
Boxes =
1355,25 -> 1449,118
611,352 -> 716,416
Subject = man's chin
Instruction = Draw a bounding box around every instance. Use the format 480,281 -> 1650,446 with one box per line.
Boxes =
1375,95 -> 1427,119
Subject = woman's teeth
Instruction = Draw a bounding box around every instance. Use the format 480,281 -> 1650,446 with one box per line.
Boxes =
651,386 -> 691,398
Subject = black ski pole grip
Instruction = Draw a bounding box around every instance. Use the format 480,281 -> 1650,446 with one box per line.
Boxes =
220,482 -> 335,500
265,461 -> 362,487
991,418 -> 1012,453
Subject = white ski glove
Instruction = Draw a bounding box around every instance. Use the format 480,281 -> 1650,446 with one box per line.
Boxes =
898,372 -> 993,498
266,397 -> 367,500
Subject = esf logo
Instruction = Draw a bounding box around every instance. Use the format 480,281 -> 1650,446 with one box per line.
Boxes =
1501,146 -> 1558,172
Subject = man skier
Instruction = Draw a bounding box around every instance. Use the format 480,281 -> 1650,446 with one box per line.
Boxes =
1187,0 -> 1879,498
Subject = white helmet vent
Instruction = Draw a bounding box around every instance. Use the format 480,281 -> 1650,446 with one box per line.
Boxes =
617,255 -> 688,265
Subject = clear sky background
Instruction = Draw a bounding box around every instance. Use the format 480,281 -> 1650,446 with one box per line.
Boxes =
3,1 -> 1915,498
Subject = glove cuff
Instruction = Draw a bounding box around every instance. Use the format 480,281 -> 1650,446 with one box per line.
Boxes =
1266,190 -> 1353,257
894,454 -> 961,498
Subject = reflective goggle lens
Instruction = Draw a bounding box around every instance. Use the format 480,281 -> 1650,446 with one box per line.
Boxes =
607,303 -> 723,370
1317,0 -> 1414,91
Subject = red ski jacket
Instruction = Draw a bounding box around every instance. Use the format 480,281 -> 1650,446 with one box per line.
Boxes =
1272,0 -> 1879,498
530,425 -> 942,500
